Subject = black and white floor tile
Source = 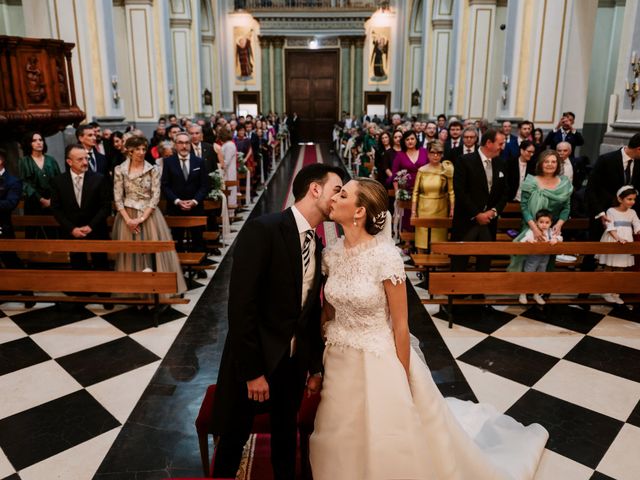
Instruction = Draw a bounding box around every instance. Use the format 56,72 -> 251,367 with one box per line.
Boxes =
409,270 -> 640,480
0,194 -> 259,480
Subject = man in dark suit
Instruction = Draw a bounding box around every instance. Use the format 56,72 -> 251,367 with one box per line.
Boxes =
583,134 -> 640,272
286,111 -> 299,144
76,125 -> 110,176
0,149 -> 23,269
50,144 -> 111,271
506,140 -> 537,202
161,131 -> 208,252
211,163 -> 343,480
544,111 -> 584,154
451,126 -> 479,164
451,129 -> 508,273
444,120 -> 463,160
189,124 -> 217,173
504,120 -> 534,161
499,120 -> 518,162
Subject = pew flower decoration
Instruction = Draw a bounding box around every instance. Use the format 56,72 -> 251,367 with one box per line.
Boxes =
208,168 -> 224,200
395,169 -> 412,201
237,152 -> 248,174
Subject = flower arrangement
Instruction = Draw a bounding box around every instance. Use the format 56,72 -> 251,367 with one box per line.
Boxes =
237,151 -> 248,174
395,169 -> 412,201
207,168 -> 224,200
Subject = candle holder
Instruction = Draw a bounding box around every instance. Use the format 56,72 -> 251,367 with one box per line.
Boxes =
626,51 -> 640,110
501,75 -> 509,106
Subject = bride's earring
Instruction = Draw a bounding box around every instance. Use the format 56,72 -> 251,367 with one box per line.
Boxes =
353,215 -> 357,226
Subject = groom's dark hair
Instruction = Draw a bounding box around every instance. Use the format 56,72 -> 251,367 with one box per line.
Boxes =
292,163 -> 344,202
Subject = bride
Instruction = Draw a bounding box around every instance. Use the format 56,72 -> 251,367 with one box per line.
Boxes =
309,177 -> 548,480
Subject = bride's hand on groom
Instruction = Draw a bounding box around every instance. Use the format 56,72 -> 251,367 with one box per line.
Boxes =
247,375 -> 270,402
306,374 -> 323,397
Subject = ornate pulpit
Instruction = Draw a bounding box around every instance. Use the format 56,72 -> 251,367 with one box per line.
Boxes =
0,35 -> 85,141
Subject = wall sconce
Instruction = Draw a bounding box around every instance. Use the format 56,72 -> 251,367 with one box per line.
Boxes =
111,75 -> 120,106
626,51 -> 640,110
501,75 -> 509,106
411,89 -> 421,107
448,85 -> 453,109
168,84 -> 175,107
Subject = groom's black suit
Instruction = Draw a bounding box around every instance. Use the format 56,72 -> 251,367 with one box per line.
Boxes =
211,208 -> 324,479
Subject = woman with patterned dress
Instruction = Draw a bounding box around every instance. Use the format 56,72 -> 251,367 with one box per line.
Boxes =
18,131 -> 61,238
508,150 -> 573,272
411,140 -> 454,251
309,178 -> 548,480
112,135 -> 186,294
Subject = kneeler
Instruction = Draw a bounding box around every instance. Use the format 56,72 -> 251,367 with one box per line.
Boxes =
195,384 -> 320,479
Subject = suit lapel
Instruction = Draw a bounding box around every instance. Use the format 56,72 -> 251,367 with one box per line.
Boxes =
80,172 -> 92,208
474,153 -> 489,194
280,209 -> 303,308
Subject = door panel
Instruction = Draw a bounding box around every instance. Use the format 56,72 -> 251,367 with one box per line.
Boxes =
285,50 -> 338,143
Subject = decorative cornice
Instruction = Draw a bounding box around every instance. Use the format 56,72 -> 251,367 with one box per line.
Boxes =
431,19 -> 453,29
468,0 -> 497,5
170,18 -> 192,28
408,36 -> 422,45
255,14 -> 367,35
201,34 -> 215,43
286,37 -> 339,47
258,35 -> 271,47
271,36 -> 286,48
123,0 -> 153,5
496,0 -> 508,7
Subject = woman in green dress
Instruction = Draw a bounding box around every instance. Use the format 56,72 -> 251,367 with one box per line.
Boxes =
507,149 -> 573,271
18,132 -> 61,238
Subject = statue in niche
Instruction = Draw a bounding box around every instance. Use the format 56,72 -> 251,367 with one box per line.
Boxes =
234,27 -> 255,81
25,55 -> 47,103
369,28 -> 390,83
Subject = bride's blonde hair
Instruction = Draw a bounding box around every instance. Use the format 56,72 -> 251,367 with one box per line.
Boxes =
354,177 -> 388,235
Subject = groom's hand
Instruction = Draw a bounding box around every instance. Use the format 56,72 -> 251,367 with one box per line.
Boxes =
247,375 -> 270,402
306,374 -> 322,397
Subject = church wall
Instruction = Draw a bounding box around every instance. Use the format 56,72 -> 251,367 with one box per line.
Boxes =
0,0 -> 25,36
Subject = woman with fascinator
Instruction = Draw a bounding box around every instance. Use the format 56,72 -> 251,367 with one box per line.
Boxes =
310,177 -> 549,480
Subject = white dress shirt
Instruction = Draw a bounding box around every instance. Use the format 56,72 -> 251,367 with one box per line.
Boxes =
561,158 -> 573,184
291,205 -> 316,306
70,170 -> 84,206
515,159 -> 529,202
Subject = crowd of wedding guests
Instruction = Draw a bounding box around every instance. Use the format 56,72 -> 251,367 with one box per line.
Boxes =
333,111 -> 640,305
0,111 -> 294,306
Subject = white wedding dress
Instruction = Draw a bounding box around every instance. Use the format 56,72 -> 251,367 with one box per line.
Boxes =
309,234 -> 548,480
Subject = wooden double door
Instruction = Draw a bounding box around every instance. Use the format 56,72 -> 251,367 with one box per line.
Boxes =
285,50 -> 338,143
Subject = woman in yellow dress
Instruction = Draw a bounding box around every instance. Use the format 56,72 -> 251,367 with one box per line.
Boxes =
410,141 -> 454,251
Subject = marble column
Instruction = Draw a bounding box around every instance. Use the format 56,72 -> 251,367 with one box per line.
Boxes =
429,0 -> 454,117
602,0 -> 640,151
340,37 -> 352,115
259,36 -> 271,114
272,36 -> 285,114
353,37 -> 365,117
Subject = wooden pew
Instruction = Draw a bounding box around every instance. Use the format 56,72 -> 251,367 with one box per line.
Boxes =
425,241 -> 640,328
0,239 -> 189,326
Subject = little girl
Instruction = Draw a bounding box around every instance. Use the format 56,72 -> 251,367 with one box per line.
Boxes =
519,209 -> 563,305
596,185 -> 640,304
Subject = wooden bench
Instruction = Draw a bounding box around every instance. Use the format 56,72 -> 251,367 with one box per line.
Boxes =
0,239 -> 189,326
426,241 -> 640,328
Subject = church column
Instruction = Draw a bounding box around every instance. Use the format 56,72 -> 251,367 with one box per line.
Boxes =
340,36 -> 352,115
353,37 -> 365,117
272,36 -> 285,114
169,0 -> 196,117
495,0 -> 526,121
259,36 -> 271,114
429,1 -> 454,117
602,0 -> 640,150
462,0 -> 497,119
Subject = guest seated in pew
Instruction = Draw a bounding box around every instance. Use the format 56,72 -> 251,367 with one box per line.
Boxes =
507,149 -> 572,272
113,136 -> 187,295
0,149 -> 23,269
50,144 -> 111,272
410,141 -> 454,252
161,131 -> 208,254
18,131 -> 61,239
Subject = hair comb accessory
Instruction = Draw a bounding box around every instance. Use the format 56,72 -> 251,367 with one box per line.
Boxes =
372,211 -> 387,230
617,185 -> 638,197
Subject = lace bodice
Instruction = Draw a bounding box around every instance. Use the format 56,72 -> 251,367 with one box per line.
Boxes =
322,235 -> 406,355
113,159 -> 161,212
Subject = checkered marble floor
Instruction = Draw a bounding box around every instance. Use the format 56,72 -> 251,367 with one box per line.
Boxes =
408,270 -> 640,480
0,203 -> 258,480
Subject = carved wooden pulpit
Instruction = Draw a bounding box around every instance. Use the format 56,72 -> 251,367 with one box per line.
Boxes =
0,35 -> 85,141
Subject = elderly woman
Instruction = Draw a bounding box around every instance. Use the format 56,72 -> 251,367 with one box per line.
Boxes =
112,135 -> 186,294
18,131 -> 61,238
410,141 -> 454,251
507,149 -> 573,271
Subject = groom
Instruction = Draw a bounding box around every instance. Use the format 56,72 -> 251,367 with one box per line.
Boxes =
211,163 -> 344,479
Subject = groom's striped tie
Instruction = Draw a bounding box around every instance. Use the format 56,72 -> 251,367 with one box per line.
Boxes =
302,230 -> 314,273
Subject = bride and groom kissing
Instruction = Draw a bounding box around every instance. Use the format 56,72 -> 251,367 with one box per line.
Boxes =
211,164 -> 549,480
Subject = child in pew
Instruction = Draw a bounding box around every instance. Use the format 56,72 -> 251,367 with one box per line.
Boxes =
518,209 -> 563,305
595,186 -> 640,305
